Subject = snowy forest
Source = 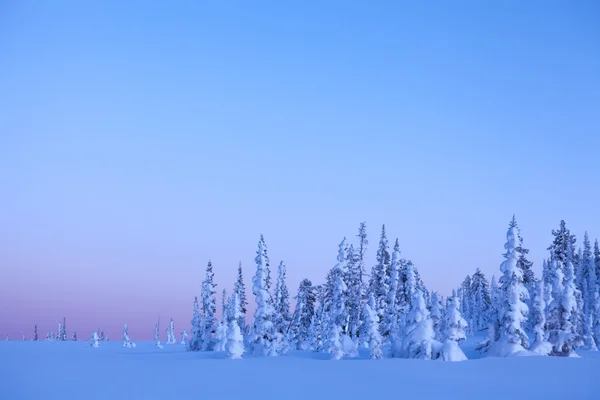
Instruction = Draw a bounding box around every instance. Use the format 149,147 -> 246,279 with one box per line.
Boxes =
25,217 -> 600,361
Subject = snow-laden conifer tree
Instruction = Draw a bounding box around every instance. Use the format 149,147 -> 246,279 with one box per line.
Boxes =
477,275 -> 501,353
595,239 -> 600,286
188,296 -> 202,351
362,294 -> 383,359
430,291 -> 444,341
346,244 -> 362,344
215,320 -> 228,352
470,269 -> 491,332
369,225 -> 390,327
259,234 -> 272,292
511,216 -> 535,303
290,279 -> 316,350
440,290 -> 467,361
166,318 -> 176,345
548,220 -> 576,265
90,332 -> 100,348
493,218 -> 529,355
542,259 -> 553,314
356,222 -> 369,299
530,279 -> 552,355
200,260 -> 218,351
274,261 -> 291,336
122,324 -> 136,348
180,330 -> 189,345
233,262 -> 248,332
154,319 -> 163,349
71,332 -> 77,341
325,238 -> 349,360
226,292 -> 245,359
57,321 -> 63,342
579,232 -> 598,350
548,253 -> 580,356
402,286 -> 438,359
251,237 -> 279,356
34,325 -> 38,342
383,239 -> 400,340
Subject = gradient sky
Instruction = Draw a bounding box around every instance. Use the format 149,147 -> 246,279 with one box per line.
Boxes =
1,1 -> 599,340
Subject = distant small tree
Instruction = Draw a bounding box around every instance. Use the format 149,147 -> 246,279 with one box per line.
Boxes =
90,332 -> 100,348
154,319 -> 163,349
34,325 -> 39,342
180,330 -> 189,345
71,332 -> 77,341
122,324 -> 136,348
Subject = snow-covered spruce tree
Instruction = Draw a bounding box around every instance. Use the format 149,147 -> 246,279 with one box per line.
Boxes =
595,239 -> 600,288
188,296 -> 202,351
383,239 -> 401,355
215,319 -> 228,352
510,216 -> 535,301
274,261 -> 291,336
71,332 -> 77,341
90,332 -> 100,348
346,244 -> 362,345
356,222 -> 369,299
362,294 -> 383,359
34,325 -> 38,342
495,219 -> 529,355
325,238 -> 349,360
430,291 -> 444,341
234,262 -> 248,332
259,234 -> 272,293
290,279 -> 316,350
57,321 -> 63,342
547,252 -> 581,356
308,307 -> 324,352
403,284 -> 438,360
180,330 -> 189,345
460,275 -> 472,334
226,292 -> 245,359
251,238 -> 279,356
122,324 -> 136,348
542,259 -> 553,314
530,279 -> 552,355
166,318 -> 176,345
477,275 -> 502,353
200,260 -> 218,351
470,269 -> 491,333
154,319 -> 163,349
579,232 -> 598,350
58,317 -> 67,341
548,220 -> 577,265
440,290 -> 467,361
369,225 -> 390,329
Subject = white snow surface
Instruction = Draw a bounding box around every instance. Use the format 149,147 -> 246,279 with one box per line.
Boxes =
1,337 -> 598,399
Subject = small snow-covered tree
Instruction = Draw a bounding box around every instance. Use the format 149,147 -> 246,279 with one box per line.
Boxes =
90,332 -> 100,348
122,324 -> 136,348
548,220 -> 576,265
356,222 -> 369,299
71,332 -> 77,341
215,320 -> 228,352
251,237 -> 279,356
430,291 -> 444,341
189,296 -> 202,351
226,293 -> 245,359
440,291 -> 467,362
362,294 -> 383,359
290,279 -> 316,350
34,325 -> 38,342
496,218 -> 529,354
200,260 -> 218,351
346,244 -> 362,344
325,238 -> 349,360
166,319 -> 176,345
403,286 -> 437,359
460,275 -> 473,333
154,319 -> 163,349
180,330 -> 189,345
470,269 -> 491,332
530,279 -> 551,355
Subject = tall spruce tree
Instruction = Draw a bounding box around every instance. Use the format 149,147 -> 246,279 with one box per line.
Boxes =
233,262 -> 248,331
470,269 -> 491,332
200,260 -> 217,351
356,222 -> 369,299
325,238 -> 349,360
383,239 -> 401,340
189,296 -> 202,351
579,232 -> 598,350
346,244 -> 362,341
498,218 -> 529,353
548,220 -> 577,266
274,261 -> 291,335
530,279 -> 552,355
251,237 -> 279,356
369,225 -> 390,326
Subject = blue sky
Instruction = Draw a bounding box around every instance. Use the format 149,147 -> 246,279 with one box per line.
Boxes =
1,1 -> 599,338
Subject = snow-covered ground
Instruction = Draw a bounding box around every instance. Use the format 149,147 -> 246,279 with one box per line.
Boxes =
1,337 -> 598,399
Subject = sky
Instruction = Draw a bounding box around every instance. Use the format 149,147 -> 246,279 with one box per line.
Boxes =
1,1 -> 599,340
